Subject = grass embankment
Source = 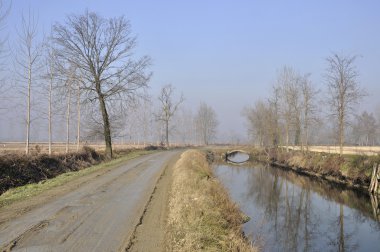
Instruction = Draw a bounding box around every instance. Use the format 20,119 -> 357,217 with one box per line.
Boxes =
252,148 -> 380,189
0,148 -> 153,207
166,150 -> 257,252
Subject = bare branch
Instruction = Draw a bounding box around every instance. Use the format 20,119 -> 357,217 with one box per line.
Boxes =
325,53 -> 366,155
52,11 -> 151,158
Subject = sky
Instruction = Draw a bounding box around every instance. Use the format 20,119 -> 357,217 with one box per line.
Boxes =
3,0 -> 380,141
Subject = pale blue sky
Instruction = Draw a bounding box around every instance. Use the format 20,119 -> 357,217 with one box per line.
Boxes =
5,0 -> 380,139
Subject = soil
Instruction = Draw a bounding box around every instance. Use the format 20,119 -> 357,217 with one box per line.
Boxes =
0,150 -> 182,252
127,152 -> 179,252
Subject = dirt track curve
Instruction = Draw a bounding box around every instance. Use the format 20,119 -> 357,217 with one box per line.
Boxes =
0,150 -> 181,252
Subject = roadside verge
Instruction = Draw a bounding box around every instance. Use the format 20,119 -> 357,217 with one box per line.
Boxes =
0,149 -> 154,222
166,149 -> 258,251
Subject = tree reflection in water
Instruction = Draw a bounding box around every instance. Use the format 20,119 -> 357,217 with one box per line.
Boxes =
214,163 -> 380,252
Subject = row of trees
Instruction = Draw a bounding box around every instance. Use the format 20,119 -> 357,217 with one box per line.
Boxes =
0,5 -> 219,157
244,54 -> 368,155
243,67 -> 319,151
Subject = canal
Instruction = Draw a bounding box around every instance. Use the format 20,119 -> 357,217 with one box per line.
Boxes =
214,163 -> 380,251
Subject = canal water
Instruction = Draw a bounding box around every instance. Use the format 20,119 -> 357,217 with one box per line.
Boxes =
226,152 -> 250,163
214,163 -> 380,252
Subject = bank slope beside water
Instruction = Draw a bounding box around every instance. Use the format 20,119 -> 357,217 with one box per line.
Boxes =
166,150 -> 258,251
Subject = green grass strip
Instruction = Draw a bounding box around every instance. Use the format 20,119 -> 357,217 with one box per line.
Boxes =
0,150 -> 153,208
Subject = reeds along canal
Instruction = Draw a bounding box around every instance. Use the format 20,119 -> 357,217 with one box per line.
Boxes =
214,161 -> 380,251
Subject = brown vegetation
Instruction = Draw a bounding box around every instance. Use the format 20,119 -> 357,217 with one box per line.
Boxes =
289,145 -> 380,156
166,150 -> 257,251
0,146 -> 104,195
0,145 -> 161,195
259,148 -> 380,188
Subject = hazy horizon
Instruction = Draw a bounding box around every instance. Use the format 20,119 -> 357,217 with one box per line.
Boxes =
1,0 -> 380,144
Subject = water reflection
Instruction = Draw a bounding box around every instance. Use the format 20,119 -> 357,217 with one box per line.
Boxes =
226,151 -> 250,163
214,164 -> 380,252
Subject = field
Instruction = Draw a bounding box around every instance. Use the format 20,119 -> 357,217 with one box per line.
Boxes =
0,142 -> 157,155
288,145 -> 380,156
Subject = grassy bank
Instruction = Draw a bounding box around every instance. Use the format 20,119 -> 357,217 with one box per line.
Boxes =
166,150 -> 257,251
251,148 -> 380,190
0,149 -> 153,207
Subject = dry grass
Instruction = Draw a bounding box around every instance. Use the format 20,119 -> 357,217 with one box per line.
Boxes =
266,148 -> 380,187
0,142 -> 156,155
288,145 -> 380,156
166,150 -> 258,252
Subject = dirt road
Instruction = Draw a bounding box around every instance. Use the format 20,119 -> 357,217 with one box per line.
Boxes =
0,150 -> 181,252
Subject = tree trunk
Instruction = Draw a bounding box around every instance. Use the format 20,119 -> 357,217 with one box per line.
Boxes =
165,120 -> 169,147
66,81 -> 71,154
305,126 -> 309,152
48,71 -> 52,155
294,117 -> 301,146
76,85 -> 81,151
98,92 -> 112,158
285,124 -> 289,152
339,112 -> 344,156
26,61 -> 31,155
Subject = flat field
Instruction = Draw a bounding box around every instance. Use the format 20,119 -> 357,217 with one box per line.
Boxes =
0,142 -> 153,155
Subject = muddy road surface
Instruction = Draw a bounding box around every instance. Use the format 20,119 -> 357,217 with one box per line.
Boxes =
0,150 -> 181,252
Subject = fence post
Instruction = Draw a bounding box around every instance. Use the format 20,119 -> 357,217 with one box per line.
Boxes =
370,164 -> 377,193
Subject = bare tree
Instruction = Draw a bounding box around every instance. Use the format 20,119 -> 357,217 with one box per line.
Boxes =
268,85 -> 281,147
137,99 -> 154,146
156,84 -> 184,147
277,66 -> 302,151
195,102 -> 218,145
351,111 -> 377,146
243,100 -> 276,147
325,53 -> 365,155
64,66 -> 76,153
76,75 -> 81,151
174,107 -> 195,145
44,45 -> 56,155
300,74 -> 319,151
243,103 -> 265,146
15,10 -> 41,155
53,11 -> 151,158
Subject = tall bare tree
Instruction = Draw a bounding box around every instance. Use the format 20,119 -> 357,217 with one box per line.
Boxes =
325,53 -> 365,155
174,107 -> 195,145
64,66 -> 76,153
76,75 -> 81,151
44,45 -> 56,155
243,100 -> 277,147
300,74 -> 319,151
53,11 -> 151,158
268,85 -> 281,147
277,66 -> 302,151
156,84 -> 184,147
195,102 -> 218,145
16,10 -> 41,155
